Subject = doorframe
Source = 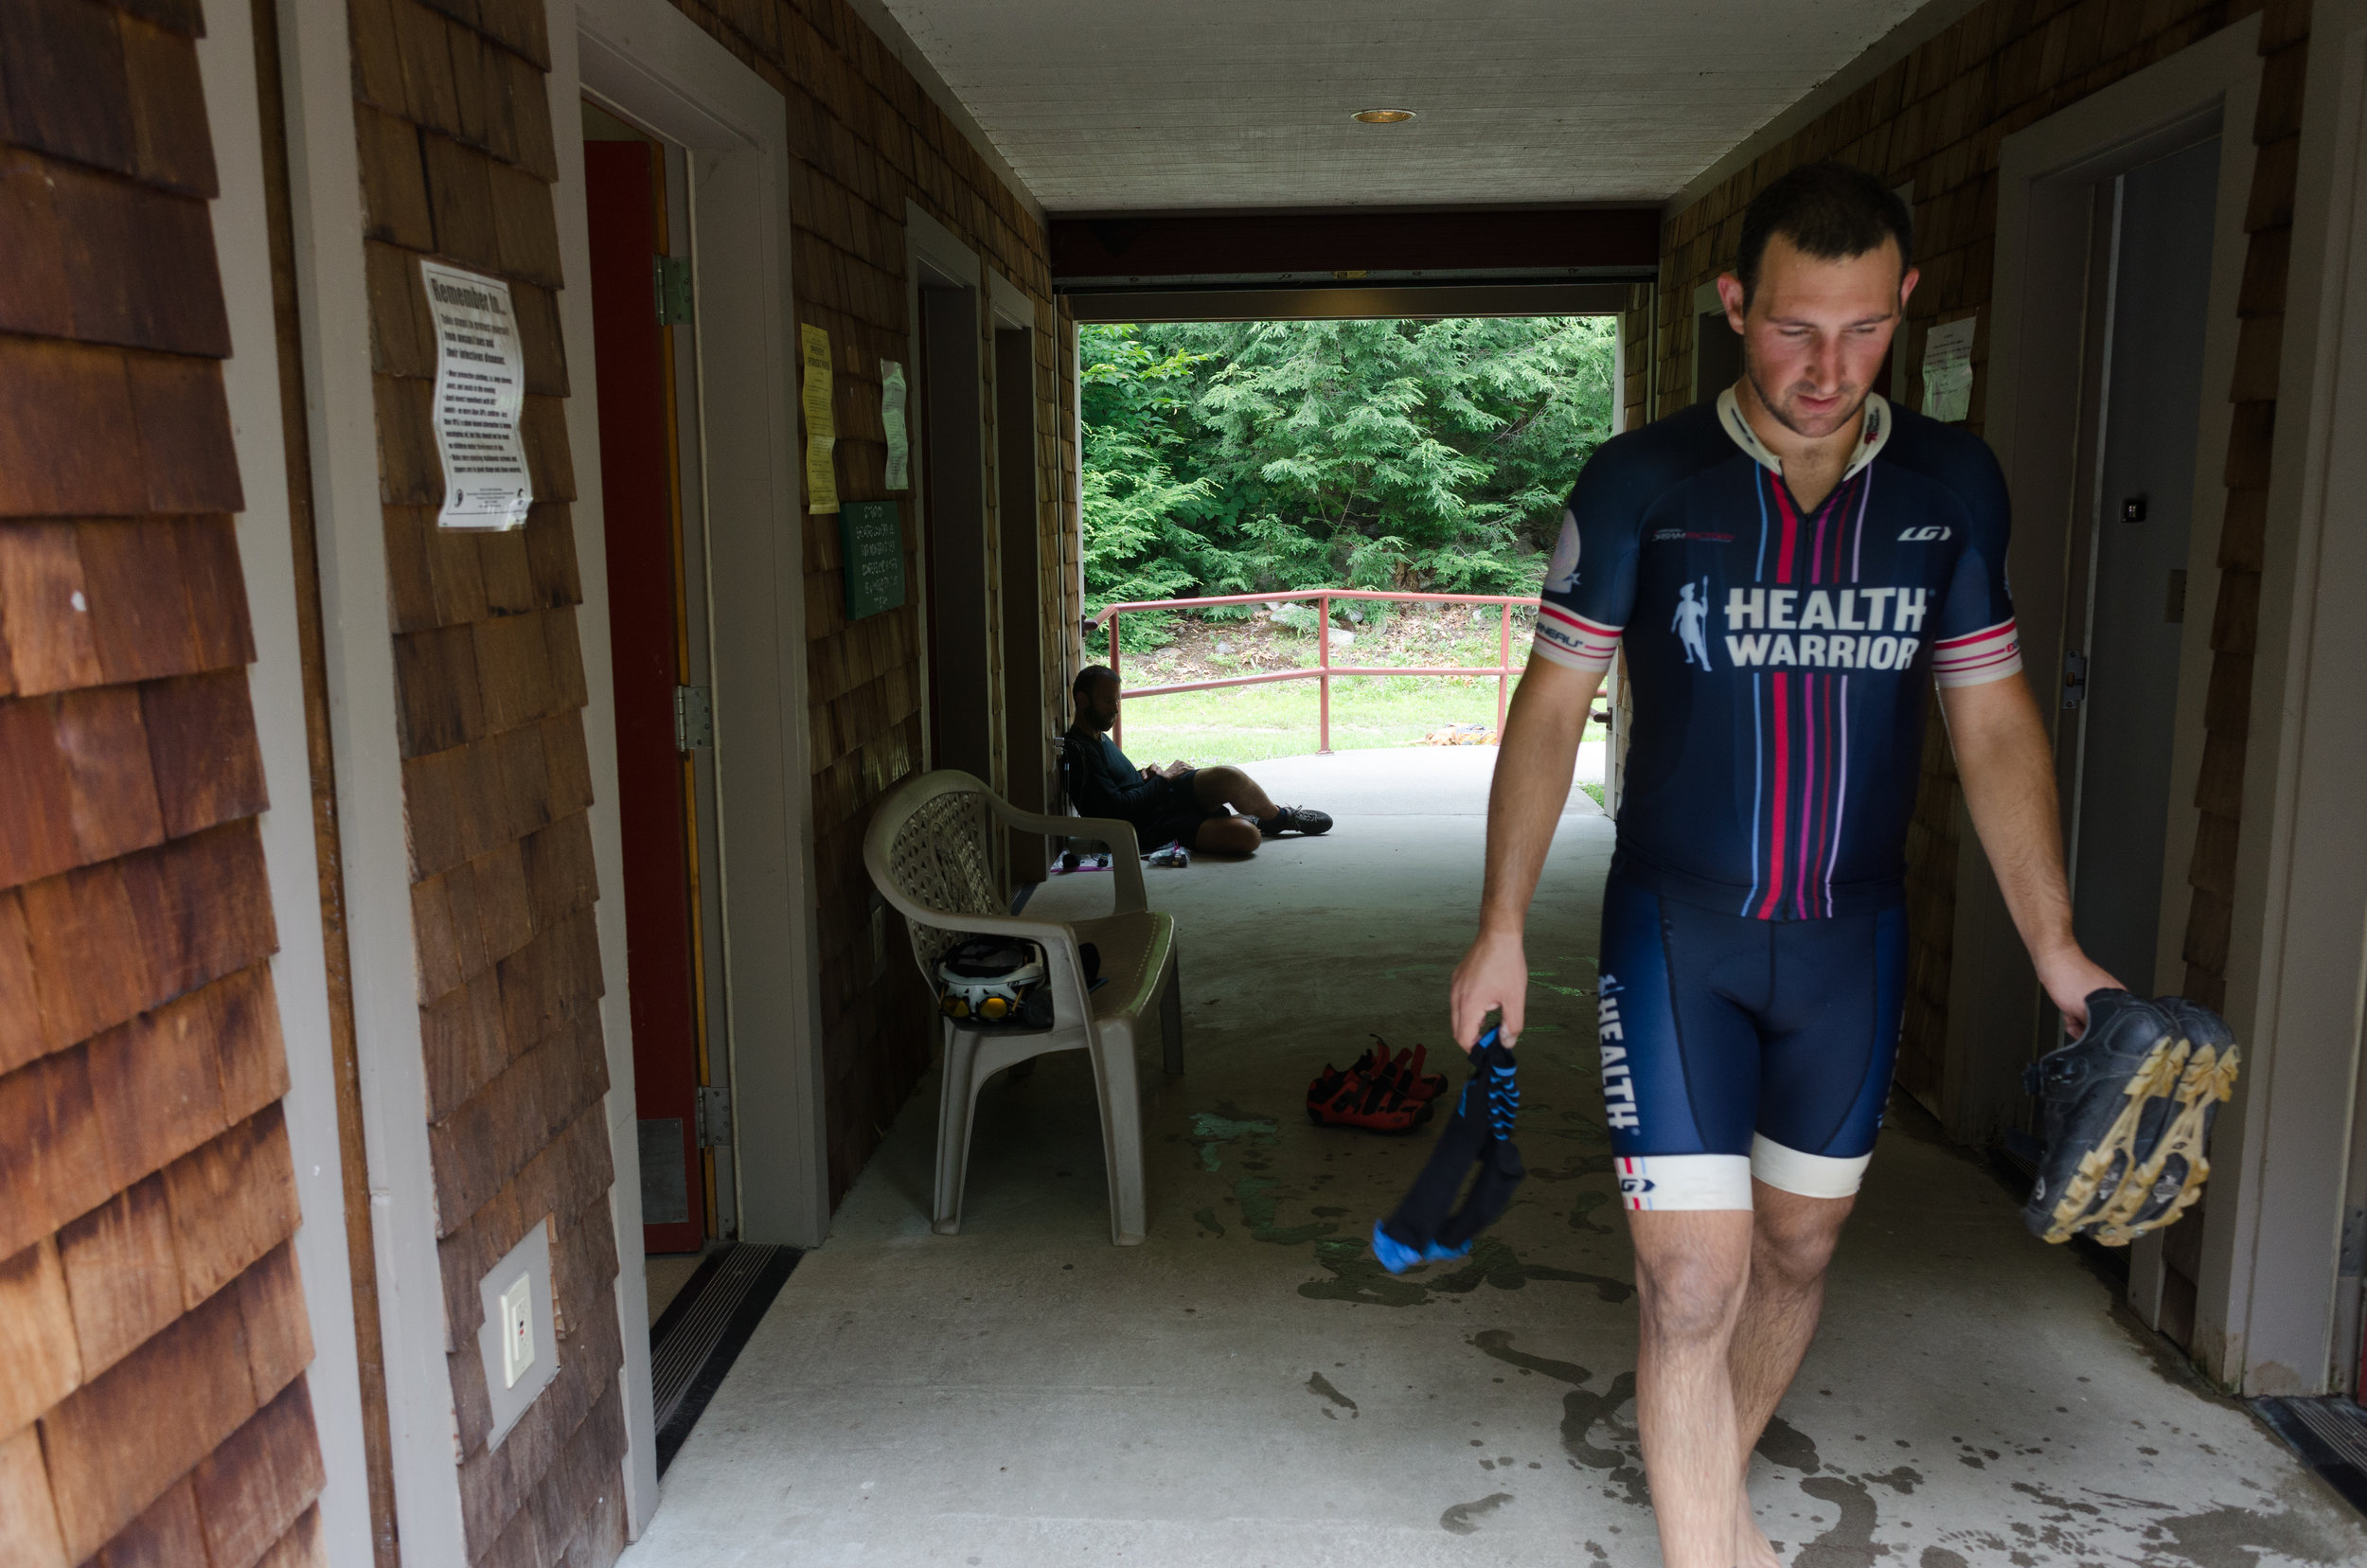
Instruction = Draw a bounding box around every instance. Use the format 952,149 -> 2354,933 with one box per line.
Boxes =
1948,16 -> 2257,1140
554,0 -> 826,1524
194,7 -> 375,1560
2217,0 -> 2367,1398
1969,9 -> 2367,1392
271,0 -> 478,1554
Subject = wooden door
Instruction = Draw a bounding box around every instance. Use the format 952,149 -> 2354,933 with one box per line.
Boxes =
585,140 -> 703,1255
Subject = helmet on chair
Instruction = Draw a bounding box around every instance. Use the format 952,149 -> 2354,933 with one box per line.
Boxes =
936,936 -> 1052,1027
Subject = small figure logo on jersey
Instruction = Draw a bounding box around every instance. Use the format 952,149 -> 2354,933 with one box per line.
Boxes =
1672,578 -> 1713,670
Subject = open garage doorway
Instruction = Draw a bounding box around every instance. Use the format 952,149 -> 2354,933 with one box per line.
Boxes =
1065,287 -> 1644,811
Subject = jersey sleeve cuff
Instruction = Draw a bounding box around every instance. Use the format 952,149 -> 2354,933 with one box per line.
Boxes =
1529,632 -> 1615,675
1532,604 -> 1622,673
1931,619 -> 2022,688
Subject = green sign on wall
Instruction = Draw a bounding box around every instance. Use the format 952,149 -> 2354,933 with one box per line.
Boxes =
838,500 -> 904,620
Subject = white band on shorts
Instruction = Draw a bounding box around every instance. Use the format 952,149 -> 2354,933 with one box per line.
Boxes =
1750,1134 -> 1872,1199
1616,1153 -> 1753,1210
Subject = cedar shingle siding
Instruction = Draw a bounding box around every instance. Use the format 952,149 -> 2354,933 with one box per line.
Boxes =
1653,0 -> 2303,1097
348,0 -> 632,1560
0,0 -> 328,1562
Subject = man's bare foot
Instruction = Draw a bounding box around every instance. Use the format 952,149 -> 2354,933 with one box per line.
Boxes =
1735,1491 -> 1783,1567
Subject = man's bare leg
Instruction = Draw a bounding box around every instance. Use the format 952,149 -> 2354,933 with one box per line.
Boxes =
1726,1184 -> 1854,1565
1193,815 -> 1263,856
1192,764 -> 1278,823
1628,1209 -> 1755,1568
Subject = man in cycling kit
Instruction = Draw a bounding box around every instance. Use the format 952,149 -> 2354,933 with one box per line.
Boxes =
1448,163 -> 2118,1568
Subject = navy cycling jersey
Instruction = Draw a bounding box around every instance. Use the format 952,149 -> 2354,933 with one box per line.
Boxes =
1533,390 -> 2021,919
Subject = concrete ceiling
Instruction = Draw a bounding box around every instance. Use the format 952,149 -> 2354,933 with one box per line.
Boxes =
877,0 -> 1931,213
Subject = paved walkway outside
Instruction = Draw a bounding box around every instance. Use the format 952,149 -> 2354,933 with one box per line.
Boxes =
624,748 -> 2361,1567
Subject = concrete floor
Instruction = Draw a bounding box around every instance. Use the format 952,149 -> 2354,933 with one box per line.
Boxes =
624,748 -> 2364,1566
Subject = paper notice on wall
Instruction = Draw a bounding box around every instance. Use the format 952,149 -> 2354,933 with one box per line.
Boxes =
1921,315 -> 1977,423
421,260 -> 534,530
881,359 -> 910,490
801,323 -> 838,513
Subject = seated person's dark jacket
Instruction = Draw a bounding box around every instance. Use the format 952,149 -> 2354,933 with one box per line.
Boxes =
1063,726 -> 1195,830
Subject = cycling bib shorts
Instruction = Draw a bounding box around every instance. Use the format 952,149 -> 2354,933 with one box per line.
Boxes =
1597,868 -> 1906,1210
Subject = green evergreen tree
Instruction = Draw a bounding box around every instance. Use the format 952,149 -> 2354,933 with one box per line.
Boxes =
1079,315 -> 1616,619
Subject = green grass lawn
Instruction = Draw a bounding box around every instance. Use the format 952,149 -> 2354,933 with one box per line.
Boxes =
1112,672 -> 1608,767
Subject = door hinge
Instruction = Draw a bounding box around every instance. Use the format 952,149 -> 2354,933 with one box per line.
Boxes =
2062,650 -> 2089,710
674,685 -> 713,751
696,1084 -> 732,1149
654,255 -> 693,326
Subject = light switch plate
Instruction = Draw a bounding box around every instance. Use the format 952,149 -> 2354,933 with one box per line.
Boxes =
499,1274 -> 534,1388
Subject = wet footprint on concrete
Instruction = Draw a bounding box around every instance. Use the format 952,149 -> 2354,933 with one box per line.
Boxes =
1439,1491 -> 1514,1534
1306,1371 -> 1358,1419
1469,1328 -> 1648,1506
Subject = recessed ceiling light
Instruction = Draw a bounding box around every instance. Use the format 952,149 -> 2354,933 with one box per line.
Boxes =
1351,108 -> 1416,124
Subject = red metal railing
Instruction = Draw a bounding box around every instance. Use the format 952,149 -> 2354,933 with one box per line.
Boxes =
1092,588 -> 1532,754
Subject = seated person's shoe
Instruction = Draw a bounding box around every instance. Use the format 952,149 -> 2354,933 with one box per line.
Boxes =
1260,805 -> 1333,837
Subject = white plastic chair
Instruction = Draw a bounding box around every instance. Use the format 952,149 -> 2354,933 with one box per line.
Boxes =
863,769 -> 1183,1244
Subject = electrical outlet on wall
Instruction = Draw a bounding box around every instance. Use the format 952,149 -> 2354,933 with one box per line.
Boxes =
476,1221 -> 556,1449
500,1274 -> 535,1388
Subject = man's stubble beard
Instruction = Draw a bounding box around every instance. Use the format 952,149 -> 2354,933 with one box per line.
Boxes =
1743,351 -> 1868,442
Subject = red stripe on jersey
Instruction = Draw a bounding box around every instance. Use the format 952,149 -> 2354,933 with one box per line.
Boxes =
1934,617 -> 2016,650
1801,676 -> 1817,918
1760,671 -> 1792,919
1539,601 -> 1623,637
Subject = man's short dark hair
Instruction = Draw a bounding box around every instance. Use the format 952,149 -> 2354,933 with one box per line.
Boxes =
1736,161 -> 1913,303
1073,665 -> 1116,706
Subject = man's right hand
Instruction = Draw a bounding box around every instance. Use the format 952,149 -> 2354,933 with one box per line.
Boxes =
1450,928 -> 1527,1051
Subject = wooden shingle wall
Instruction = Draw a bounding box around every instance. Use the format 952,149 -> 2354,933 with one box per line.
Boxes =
1650,0 -> 2300,1092
0,0 -> 329,1562
660,0 -> 1068,1203
1618,284 -> 1651,435
346,0 -> 629,1559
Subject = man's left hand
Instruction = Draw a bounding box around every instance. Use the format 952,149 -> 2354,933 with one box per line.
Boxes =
2036,947 -> 2125,1037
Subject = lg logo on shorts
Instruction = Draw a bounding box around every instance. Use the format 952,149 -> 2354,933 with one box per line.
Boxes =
1897,525 -> 1951,542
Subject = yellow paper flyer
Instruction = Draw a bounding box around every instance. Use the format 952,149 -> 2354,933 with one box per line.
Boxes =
801,323 -> 838,513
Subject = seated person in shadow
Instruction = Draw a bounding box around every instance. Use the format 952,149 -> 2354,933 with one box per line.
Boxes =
1063,665 -> 1332,857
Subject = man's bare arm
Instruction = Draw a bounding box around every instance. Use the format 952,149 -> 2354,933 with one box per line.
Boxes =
1939,675 -> 2121,1030
1449,657 -> 1604,1048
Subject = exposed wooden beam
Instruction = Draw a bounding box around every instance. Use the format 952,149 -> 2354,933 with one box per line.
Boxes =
1065,283 -> 1638,322
1051,207 -> 1661,290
